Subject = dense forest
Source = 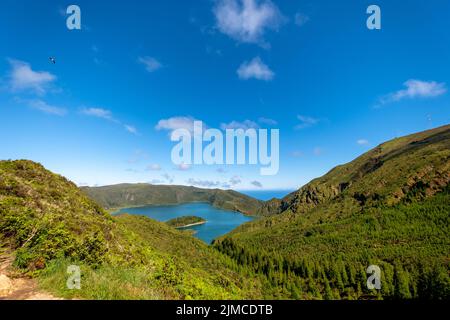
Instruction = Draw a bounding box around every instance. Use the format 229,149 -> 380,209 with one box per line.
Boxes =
214,187 -> 450,299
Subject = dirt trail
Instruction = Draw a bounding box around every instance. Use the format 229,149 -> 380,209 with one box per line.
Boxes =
0,254 -> 62,300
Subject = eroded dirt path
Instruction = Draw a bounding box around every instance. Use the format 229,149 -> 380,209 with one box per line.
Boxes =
0,254 -> 62,300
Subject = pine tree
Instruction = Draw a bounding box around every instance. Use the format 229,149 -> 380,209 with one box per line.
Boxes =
394,264 -> 412,299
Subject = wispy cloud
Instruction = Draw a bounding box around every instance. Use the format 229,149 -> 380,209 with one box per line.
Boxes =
213,0 -> 285,47
91,45 -> 106,66
138,56 -> 163,73
295,115 -> 320,130
357,139 -> 369,145
294,12 -> 310,26
146,164 -> 162,171
7,59 -> 56,95
251,180 -> 263,188
27,99 -> 67,116
176,163 -> 191,171
377,79 -> 447,107
229,175 -> 242,186
187,178 -> 222,188
162,173 -> 174,184
125,124 -> 138,135
81,107 -> 115,121
149,179 -> 164,184
14,98 -> 67,116
220,119 -> 259,130
186,175 -> 243,189
258,117 -> 278,125
313,147 -> 323,156
291,150 -> 303,158
81,107 -> 138,134
155,116 -> 200,134
237,57 -> 274,81
127,150 -> 149,164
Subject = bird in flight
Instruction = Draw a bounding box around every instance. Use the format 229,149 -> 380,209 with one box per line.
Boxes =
49,57 -> 56,64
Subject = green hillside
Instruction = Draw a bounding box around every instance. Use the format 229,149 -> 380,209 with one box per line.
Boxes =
82,183 -> 263,216
166,216 -> 206,228
0,160 -> 262,299
214,125 -> 450,299
0,125 -> 449,300
257,124 -> 450,217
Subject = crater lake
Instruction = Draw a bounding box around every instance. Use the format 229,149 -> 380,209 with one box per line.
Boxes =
114,202 -> 255,244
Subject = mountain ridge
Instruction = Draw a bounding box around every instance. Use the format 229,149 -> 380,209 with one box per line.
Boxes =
82,183 -> 265,216
213,124 -> 450,299
256,124 -> 450,217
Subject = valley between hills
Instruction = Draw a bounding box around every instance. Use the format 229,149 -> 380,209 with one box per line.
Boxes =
0,124 -> 449,299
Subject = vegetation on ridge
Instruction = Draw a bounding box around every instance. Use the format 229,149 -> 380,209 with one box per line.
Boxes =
166,216 -> 206,228
0,160 -> 262,299
82,183 -> 264,216
214,125 -> 450,300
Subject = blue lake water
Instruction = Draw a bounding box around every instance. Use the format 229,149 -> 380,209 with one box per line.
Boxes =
114,202 -> 255,244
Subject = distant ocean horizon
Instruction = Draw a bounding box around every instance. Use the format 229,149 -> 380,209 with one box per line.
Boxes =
238,189 -> 294,201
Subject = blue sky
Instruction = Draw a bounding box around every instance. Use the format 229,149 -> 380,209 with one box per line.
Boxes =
1,0 -> 449,190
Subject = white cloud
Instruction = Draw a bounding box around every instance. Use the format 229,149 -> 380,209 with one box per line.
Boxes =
313,147 -> 323,156
294,12 -> 310,26
138,56 -> 163,73
81,107 -> 114,121
146,164 -> 162,171
81,107 -> 138,135
378,79 -> 447,106
162,173 -> 174,183
357,139 -> 369,145
155,116 -> 199,133
229,175 -> 242,186
177,163 -> 191,171
291,150 -> 303,158
258,117 -> 277,125
7,59 -> 56,95
14,98 -> 67,116
213,0 -> 285,46
187,178 -> 222,188
251,180 -> 263,188
237,57 -> 274,81
127,150 -> 149,164
27,99 -> 67,116
178,176 -> 238,190
124,124 -> 138,135
220,119 -> 259,130
295,115 -> 320,130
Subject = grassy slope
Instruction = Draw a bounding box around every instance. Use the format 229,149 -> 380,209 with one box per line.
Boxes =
214,125 -> 450,299
235,124 -> 450,232
0,160 -> 262,299
82,184 -> 263,216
